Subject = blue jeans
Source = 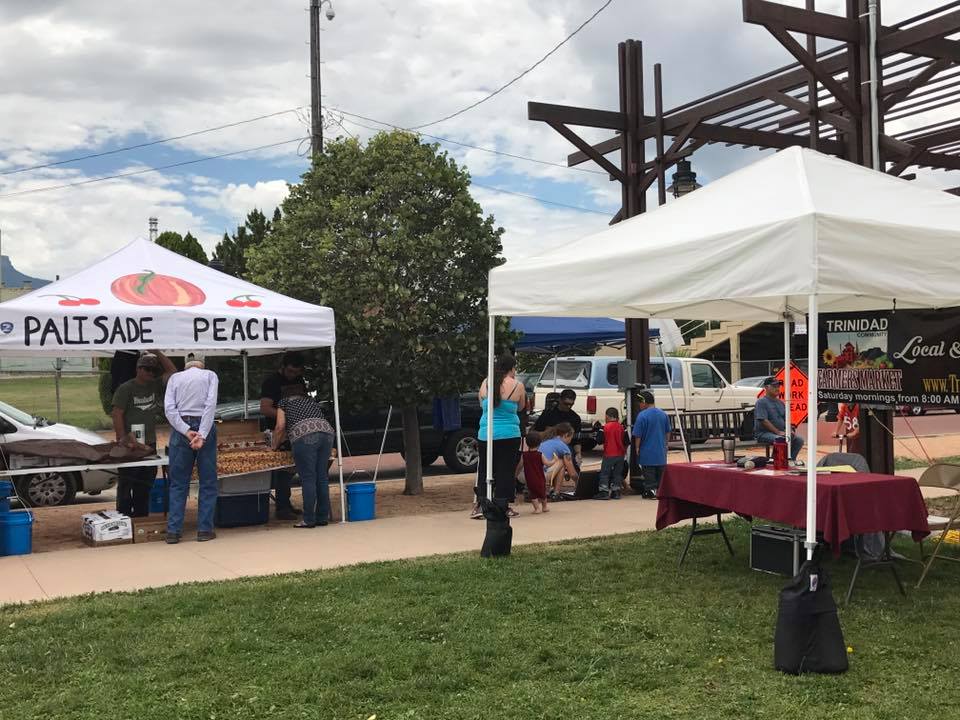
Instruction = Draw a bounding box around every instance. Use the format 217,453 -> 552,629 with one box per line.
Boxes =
756,431 -> 804,460
292,432 -> 334,525
167,420 -> 218,536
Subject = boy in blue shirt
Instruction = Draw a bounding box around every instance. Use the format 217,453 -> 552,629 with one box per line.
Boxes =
632,391 -> 672,499
539,422 -> 579,500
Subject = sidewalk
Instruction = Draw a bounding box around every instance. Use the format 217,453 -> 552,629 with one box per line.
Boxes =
0,496 -> 663,605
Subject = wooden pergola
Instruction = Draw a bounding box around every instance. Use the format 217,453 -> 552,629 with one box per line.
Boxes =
528,0 -> 960,472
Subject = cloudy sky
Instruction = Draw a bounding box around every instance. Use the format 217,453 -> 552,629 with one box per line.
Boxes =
0,0 -> 954,280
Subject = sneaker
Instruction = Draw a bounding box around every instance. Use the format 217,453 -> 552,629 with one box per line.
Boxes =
593,491 -> 610,500
640,489 -> 657,500
548,490 -> 561,502
165,533 -> 181,545
470,504 -> 483,519
611,490 -> 622,500
197,531 -> 217,542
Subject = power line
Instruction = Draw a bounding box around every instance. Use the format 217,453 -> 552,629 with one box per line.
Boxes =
332,107 -> 606,175
0,106 -> 308,177
406,0 -> 615,130
0,137 -> 306,200
470,181 -> 612,215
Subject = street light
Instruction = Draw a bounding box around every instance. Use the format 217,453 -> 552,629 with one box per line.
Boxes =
667,159 -> 702,198
310,0 -> 335,156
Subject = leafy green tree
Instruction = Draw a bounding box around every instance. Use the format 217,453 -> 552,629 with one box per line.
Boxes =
248,131 -> 510,494
155,230 -> 208,265
213,208 -> 280,279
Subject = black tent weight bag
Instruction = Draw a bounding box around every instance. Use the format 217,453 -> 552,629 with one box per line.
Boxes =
479,498 -> 512,558
774,554 -> 848,674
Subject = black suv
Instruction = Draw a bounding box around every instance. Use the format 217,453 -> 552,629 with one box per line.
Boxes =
215,394 -> 481,473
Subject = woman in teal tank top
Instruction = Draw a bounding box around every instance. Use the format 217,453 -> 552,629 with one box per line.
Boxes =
472,354 -> 526,518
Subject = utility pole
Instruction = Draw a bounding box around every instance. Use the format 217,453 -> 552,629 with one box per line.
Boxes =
309,0 -> 335,157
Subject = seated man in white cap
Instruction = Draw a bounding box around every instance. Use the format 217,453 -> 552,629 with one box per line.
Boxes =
163,353 -> 220,543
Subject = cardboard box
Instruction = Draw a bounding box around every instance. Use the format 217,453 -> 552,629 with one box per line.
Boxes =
81,510 -> 133,547
132,517 -> 168,544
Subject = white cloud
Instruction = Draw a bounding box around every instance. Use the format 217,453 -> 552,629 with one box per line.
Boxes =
194,180 -> 290,228
0,0 -> 956,280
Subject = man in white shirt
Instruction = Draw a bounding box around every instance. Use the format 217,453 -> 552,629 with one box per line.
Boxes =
163,354 -> 219,543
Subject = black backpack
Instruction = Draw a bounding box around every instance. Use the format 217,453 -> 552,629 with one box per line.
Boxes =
774,555 -> 849,674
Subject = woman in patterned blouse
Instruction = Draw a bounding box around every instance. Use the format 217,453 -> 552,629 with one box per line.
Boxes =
273,384 -> 336,527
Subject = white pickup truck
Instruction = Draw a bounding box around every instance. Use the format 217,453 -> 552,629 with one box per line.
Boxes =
532,356 -> 759,428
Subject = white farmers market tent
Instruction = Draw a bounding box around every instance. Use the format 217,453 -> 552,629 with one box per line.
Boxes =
0,237 -> 334,356
0,238 -> 347,519
486,146 -> 960,557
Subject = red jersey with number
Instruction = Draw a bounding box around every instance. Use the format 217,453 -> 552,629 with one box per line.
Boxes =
603,421 -> 627,458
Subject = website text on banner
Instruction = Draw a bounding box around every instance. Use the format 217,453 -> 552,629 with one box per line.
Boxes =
818,309 -> 960,408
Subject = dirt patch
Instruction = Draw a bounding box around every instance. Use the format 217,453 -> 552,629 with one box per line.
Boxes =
28,473 -> 482,553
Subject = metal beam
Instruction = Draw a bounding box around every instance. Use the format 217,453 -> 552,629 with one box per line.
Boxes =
882,58 -> 952,111
547,122 -> 625,182
743,0 -> 857,42
764,23 -> 861,113
527,101 -> 626,130
567,135 -> 622,167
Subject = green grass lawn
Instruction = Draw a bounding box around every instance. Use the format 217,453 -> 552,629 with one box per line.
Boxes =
2,522 -> 959,719
0,375 -> 109,430
897,455 -> 960,471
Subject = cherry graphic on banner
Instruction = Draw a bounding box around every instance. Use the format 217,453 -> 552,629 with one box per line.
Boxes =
40,294 -> 100,307
757,362 -> 809,427
226,294 -> 262,308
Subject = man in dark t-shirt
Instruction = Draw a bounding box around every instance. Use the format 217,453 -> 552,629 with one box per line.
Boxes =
111,352 -> 176,517
260,351 -> 307,519
534,388 -> 583,464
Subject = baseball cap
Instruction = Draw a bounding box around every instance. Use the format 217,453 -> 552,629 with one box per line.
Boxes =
136,354 -> 160,369
185,352 -> 205,367
638,390 -> 655,404
762,376 -> 782,387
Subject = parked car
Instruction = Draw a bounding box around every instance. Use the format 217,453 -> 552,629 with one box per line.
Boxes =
0,400 -> 118,507
532,356 -> 759,428
215,394 -> 482,473
733,375 -> 768,389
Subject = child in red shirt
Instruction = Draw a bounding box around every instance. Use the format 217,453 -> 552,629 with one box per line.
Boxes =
596,407 -> 627,499
517,431 -> 549,514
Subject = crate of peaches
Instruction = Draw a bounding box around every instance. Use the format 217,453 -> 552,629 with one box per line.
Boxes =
191,443 -> 295,479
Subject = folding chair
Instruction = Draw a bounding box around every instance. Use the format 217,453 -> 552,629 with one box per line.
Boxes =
915,463 -> 960,589
818,452 -> 904,603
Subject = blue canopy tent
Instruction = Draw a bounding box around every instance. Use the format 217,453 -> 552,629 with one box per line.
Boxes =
511,316 -> 626,350
510,317 -> 683,353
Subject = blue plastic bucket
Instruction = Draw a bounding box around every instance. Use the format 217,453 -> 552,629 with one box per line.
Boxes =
345,481 -> 376,522
149,478 -> 166,514
0,510 -> 33,556
0,480 -> 13,513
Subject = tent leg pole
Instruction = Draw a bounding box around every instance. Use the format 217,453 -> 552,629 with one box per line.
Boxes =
486,315 -> 496,502
242,351 -> 249,421
331,346 -> 347,524
373,406 -> 393,484
805,296 -> 819,559
783,314 -> 792,463
659,339 -> 690,462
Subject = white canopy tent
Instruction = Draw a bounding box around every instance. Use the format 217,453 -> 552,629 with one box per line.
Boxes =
487,147 -> 960,557
0,238 -> 347,520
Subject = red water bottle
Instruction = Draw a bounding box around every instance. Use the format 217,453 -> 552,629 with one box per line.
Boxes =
773,437 -> 788,470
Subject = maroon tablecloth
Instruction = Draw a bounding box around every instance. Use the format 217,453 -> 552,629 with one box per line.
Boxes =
656,463 -> 929,555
